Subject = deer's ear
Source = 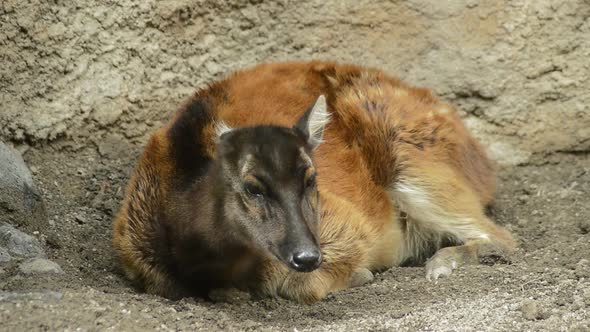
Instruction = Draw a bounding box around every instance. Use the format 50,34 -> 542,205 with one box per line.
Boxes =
294,95 -> 330,149
214,121 -> 233,142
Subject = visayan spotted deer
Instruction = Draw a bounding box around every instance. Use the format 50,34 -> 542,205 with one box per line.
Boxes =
112,61 -> 516,303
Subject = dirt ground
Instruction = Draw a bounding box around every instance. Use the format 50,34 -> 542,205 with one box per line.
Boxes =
0,143 -> 588,331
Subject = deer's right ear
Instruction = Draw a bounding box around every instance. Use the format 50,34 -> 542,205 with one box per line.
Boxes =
214,121 -> 233,142
294,95 -> 331,149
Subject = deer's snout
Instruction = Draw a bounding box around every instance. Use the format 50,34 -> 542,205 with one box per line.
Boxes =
288,247 -> 322,272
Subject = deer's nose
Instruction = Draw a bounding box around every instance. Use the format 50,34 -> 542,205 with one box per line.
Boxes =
289,249 -> 322,272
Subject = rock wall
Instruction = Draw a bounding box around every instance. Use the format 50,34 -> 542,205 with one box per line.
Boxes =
1,0 -> 589,164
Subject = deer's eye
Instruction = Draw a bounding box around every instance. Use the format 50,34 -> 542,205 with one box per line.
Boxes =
244,182 -> 264,198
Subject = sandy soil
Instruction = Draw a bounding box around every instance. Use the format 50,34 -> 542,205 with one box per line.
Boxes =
0,143 -> 588,331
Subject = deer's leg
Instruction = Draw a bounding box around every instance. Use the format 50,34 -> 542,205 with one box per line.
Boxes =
392,163 -> 516,281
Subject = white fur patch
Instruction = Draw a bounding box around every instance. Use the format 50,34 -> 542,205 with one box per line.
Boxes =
214,121 -> 233,138
308,95 -> 331,145
391,181 -> 490,245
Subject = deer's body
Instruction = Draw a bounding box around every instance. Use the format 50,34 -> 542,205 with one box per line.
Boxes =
113,61 -> 515,303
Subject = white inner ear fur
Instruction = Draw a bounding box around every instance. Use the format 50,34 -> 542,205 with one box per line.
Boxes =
214,121 -> 233,140
308,95 -> 331,145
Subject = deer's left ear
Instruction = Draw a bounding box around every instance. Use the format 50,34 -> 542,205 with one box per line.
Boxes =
294,95 -> 331,149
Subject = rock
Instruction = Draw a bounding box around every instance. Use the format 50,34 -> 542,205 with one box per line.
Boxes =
74,214 -> 87,225
486,142 -> 532,166
578,219 -> 590,234
405,0 -> 470,19
19,258 -> 63,275
45,233 -> 62,249
572,297 -> 585,311
0,223 -> 45,258
93,133 -> 131,160
93,99 -> 124,126
0,246 -> 11,263
0,142 -> 47,229
0,290 -> 63,302
521,299 -> 547,320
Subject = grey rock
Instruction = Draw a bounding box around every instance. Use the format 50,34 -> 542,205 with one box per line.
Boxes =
486,141 -> 532,167
0,142 -> 47,229
19,258 -> 63,275
0,223 -> 45,258
0,290 -> 63,302
0,246 -> 11,263
0,0 -> 587,159
74,214 -> 87,225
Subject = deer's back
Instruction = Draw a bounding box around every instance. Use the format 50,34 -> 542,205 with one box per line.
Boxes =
197,61 -> 495,223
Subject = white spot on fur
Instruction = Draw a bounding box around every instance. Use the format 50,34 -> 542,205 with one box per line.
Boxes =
438,106 -> 451,114
393,88 -> 408,97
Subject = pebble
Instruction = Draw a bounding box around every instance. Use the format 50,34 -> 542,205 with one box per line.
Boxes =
578,219 -> 590,234
75,214 -> 87,224
19,258 -> 64,275
0,143 -> 48,229
0,246 -> 12,263
0,290 -> 63,302
45,233 -> 62,249
0,223 -> 45,258
572,297 -> 585,311
521,299 -> 546,320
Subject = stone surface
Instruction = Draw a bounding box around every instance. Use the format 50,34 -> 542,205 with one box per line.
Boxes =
0,291 -> 63,302
521,300 -> 541,320
1,0 -> 589,164
0,142 -> 47,229
19,258 -> 63,275
0,246 -> 11,263
0,223 -> 45,258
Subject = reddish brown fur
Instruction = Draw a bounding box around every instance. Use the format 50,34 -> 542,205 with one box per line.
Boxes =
113,61 -> 515,303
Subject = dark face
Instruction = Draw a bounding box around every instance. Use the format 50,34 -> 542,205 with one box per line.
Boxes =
217,126 -> 322,272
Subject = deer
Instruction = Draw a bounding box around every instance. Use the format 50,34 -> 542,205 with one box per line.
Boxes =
112,61 -> 516,303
